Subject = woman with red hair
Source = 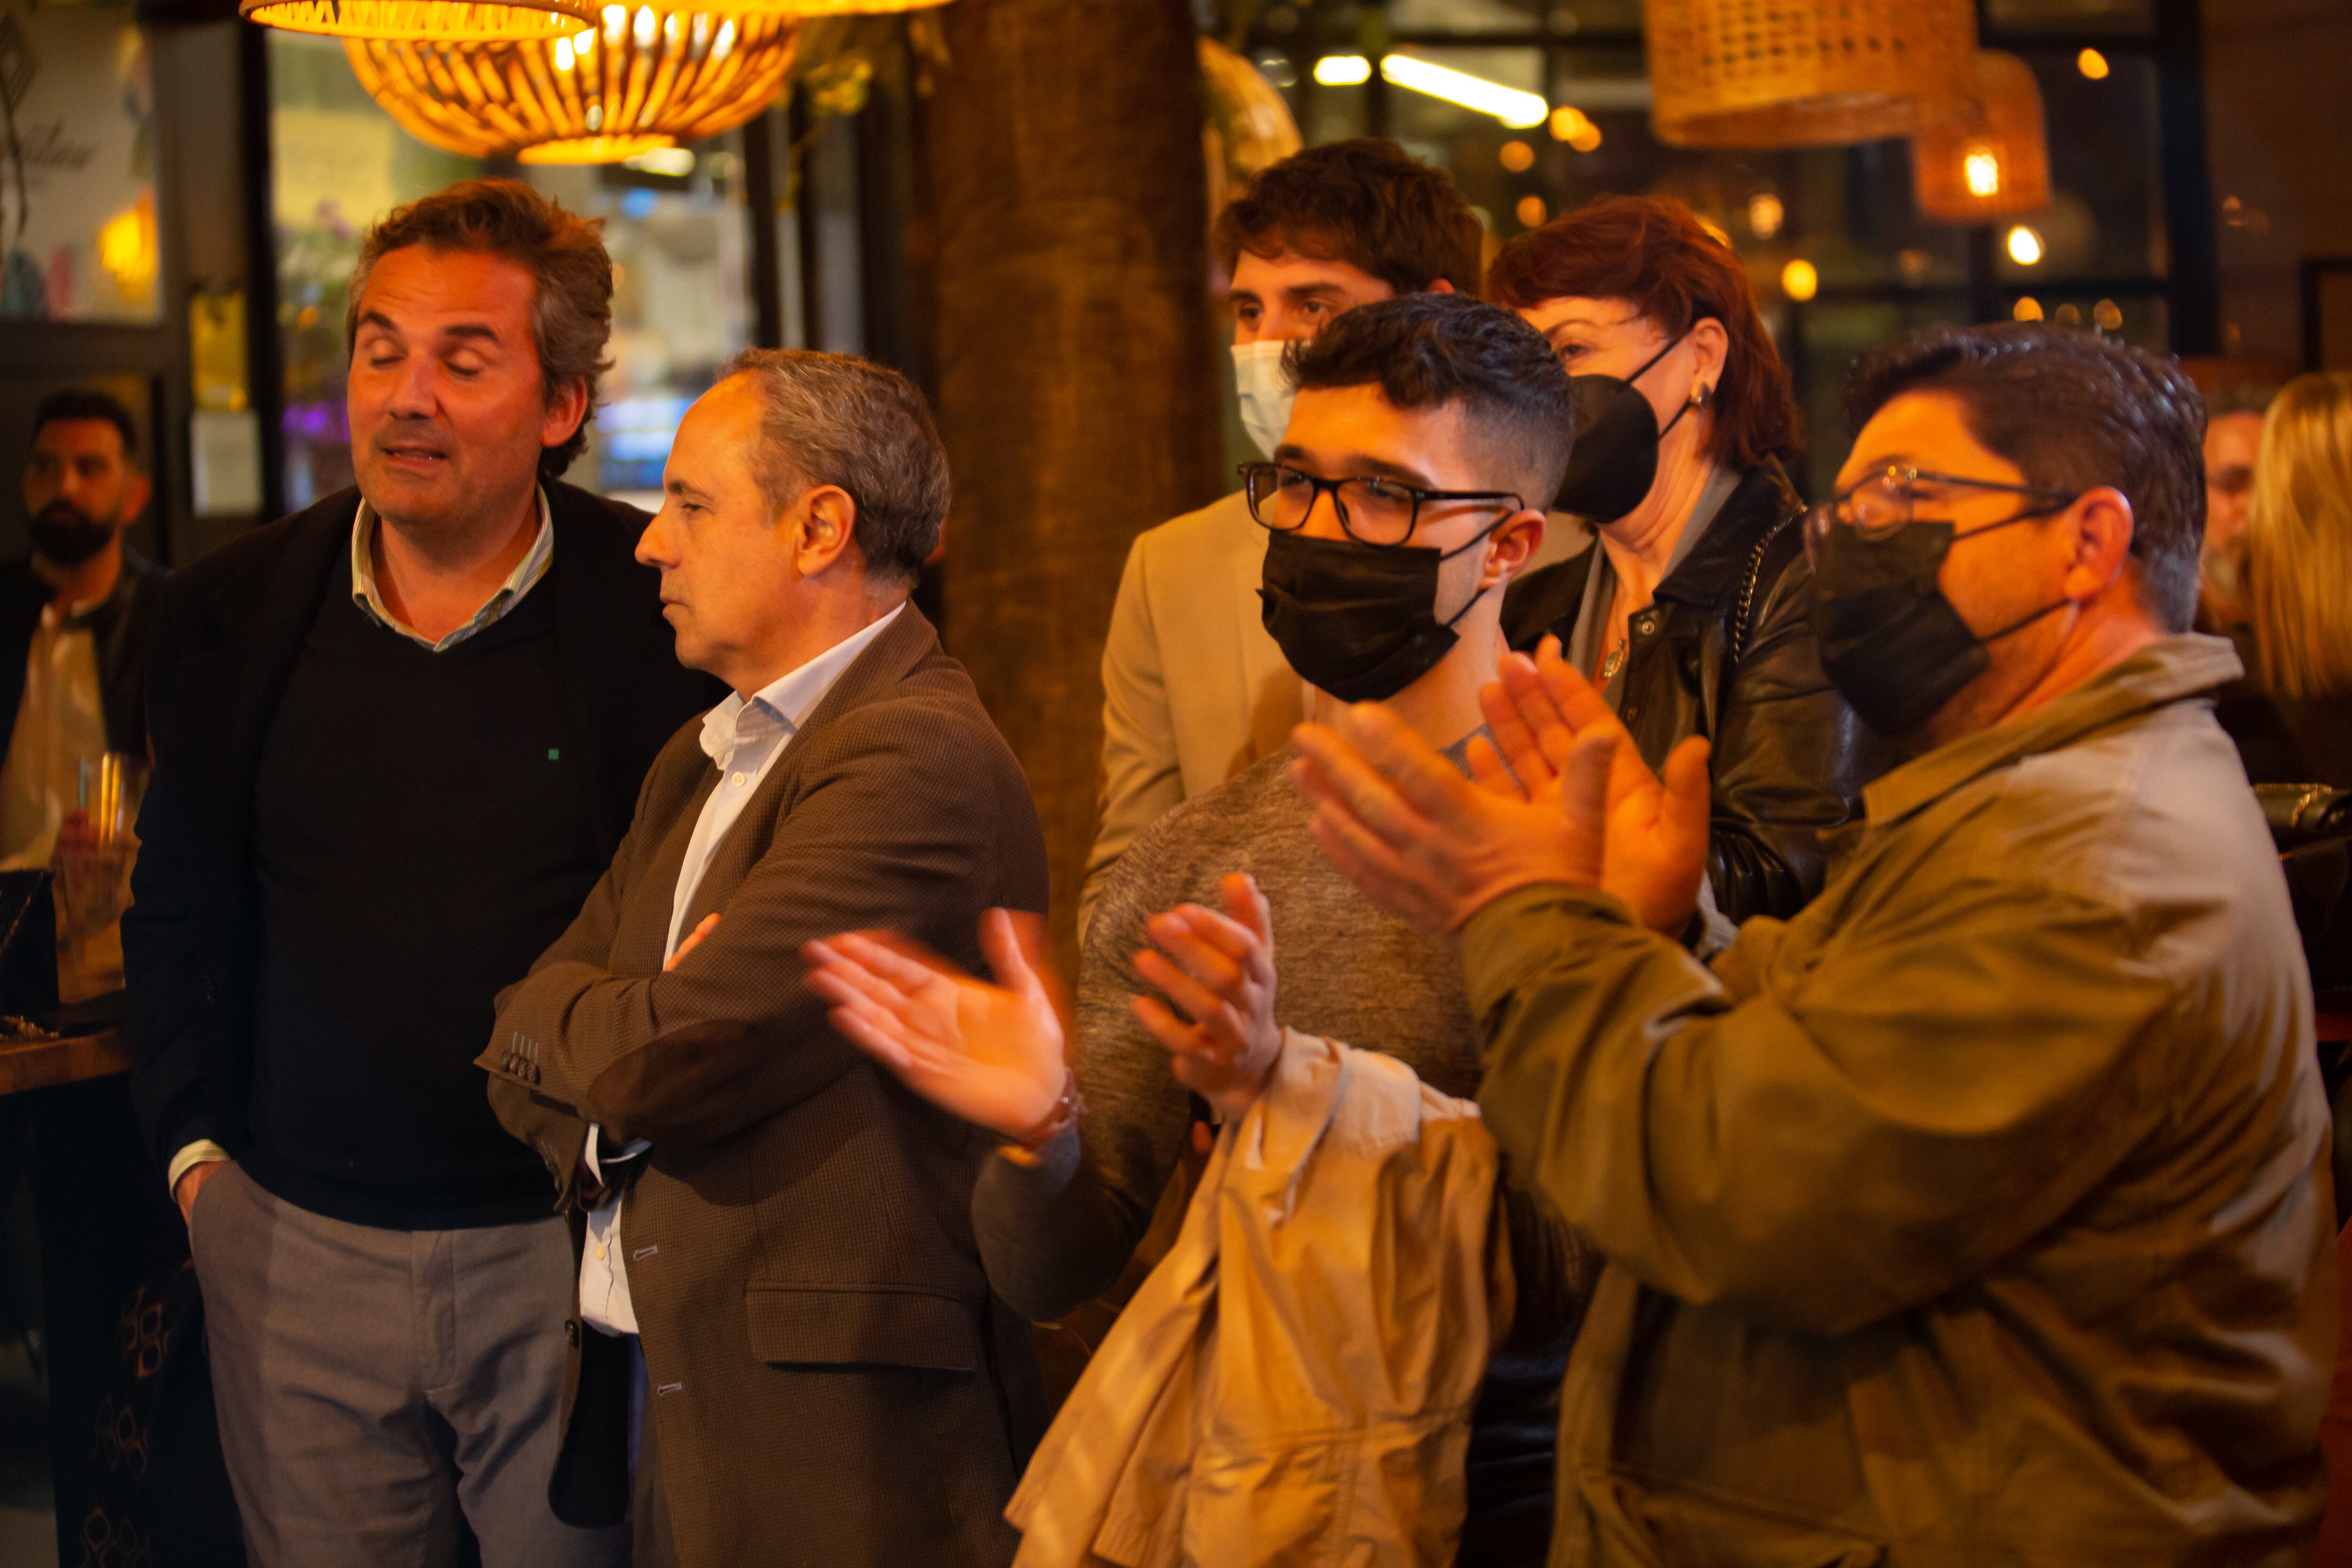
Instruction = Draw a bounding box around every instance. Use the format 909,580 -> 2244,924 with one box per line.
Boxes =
1493,194 -> 1889,920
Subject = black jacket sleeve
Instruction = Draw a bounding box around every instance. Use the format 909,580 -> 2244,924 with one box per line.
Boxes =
122,574 -> 225,1175
1702,534 -> 1892,922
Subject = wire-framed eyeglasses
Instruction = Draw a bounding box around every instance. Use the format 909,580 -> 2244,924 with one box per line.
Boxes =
1239,461 -> 1524,549
1803,465 -> 2082,563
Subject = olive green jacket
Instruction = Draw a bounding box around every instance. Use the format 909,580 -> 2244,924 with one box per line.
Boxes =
1462,634 -> 2336,1567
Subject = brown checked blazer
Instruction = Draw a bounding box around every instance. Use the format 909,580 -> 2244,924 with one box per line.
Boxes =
479,603 -> 1050,1568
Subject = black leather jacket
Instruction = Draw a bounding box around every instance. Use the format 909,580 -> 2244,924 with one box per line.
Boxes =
1501,463 -> 1896,922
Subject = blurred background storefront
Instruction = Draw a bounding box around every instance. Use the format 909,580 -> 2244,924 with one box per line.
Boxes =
3,0 -> 2345,571
0,0 -> 2348,1555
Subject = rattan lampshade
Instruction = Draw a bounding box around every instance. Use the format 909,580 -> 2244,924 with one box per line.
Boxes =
346,7 -> 797,164
1910,51 -> 2051,223
1645,0 -> 1977,148
245,0 -> 596,44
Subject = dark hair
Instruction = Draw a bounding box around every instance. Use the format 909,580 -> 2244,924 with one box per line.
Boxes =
1287,293 -> 1574,504
721,349 -> 950,587
1214,138 -> 1483,298
1486,194 -> 1800,474
1845,322 -> 2206,631
33,389 -> 138,464
348,179 -> 613,481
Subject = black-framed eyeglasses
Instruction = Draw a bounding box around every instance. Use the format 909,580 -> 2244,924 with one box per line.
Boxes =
1803,465 -> 2082,563
1239,461 -> 1524,549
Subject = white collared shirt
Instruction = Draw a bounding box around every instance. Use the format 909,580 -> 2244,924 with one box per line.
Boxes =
351,490 -> 556,652
580,602 -> 906,1337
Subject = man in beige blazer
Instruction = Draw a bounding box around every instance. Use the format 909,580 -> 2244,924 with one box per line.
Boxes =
479,350 -> 1049,1568
1085,138 -> 1582,929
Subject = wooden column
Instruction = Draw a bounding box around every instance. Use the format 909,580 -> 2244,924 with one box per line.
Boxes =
923,0 -> 1222,962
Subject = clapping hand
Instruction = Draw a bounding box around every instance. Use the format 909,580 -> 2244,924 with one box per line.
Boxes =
1290,637 -> 1712,937
1130,873 -> 1282,1122
802,910 -> 1070,1142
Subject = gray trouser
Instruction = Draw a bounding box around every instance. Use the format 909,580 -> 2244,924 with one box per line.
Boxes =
188,1162 -> 630,1568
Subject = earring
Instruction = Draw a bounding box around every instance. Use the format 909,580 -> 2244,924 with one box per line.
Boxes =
1690,384 -> 1714,409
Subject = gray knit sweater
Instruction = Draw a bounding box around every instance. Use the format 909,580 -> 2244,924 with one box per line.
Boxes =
972,739 -> 1590,1344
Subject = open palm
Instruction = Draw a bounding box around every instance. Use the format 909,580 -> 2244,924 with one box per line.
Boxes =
802,909 -> 1068,1141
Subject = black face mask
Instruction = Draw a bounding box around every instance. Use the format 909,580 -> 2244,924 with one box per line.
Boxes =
1259,525 -> 1498,703
1807,519 -> 2068,736
1553,331 -> 1699,523
29,501 -> 116,568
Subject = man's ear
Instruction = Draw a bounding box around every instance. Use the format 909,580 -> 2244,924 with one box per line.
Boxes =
2061,486 -> 2137,602
540,377 -> 592,451
1480,508 -> 1546,589
119,470 -> 153,525
793,485 -> 861,578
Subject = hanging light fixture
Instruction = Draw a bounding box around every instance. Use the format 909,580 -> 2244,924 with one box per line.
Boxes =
1645,0 -> 1976,148
1910,51 -> 2051,223
245,0 -> 597,44
345,5 -> 796,163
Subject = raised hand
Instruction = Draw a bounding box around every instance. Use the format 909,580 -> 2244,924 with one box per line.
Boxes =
802,909 -> 1068,1142
1488,640 -> 1713,934
1131,873 -> 1283,1121
1290,640 -> 1712,937
1291,702 -> 1590,937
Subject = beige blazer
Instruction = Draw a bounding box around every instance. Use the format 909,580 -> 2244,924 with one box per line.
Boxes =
1082,490 -> 1588,931
1084,491 -> 1293,934
1006,1028 -> 1511,1568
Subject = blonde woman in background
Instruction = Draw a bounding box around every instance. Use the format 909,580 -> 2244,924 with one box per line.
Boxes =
2241,370 -> 2352,786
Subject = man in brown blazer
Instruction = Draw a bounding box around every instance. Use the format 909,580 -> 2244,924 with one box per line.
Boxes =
479,349 -> 1050,1568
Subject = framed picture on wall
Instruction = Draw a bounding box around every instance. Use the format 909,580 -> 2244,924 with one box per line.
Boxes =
0,0 -> 160,324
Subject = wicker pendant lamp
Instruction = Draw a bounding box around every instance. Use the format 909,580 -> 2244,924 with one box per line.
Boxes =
1645,0 -> 1977,148
245,0 -> 596,44
1910,51 -> 2051,222
346,5 -> 797,163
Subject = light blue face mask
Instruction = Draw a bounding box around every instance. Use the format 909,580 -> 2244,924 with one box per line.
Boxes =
1232,339 -> 1295,461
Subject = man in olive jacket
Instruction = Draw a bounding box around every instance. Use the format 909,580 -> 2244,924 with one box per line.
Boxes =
1293,323 -> 2335,1565
480,350 -> 1048,1568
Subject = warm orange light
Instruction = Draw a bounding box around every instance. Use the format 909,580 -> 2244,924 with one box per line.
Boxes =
1781,258 -> 1819,302
1499,139 -> 1535,172
1515,194 -> 1549,228
1912,52 -> 2050,224
1963,145 -> 2000,197
2093,298 -> 2122,331
1747,191 -> 1784,239
2076,48 -> 2108,80
242,0 -> 596,42
346,8 -> 798,164
2006,224 -> 2044,265
2012,296 -> 2044,321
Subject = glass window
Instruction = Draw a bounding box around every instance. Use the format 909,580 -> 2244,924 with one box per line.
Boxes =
0,1 -> 160,323
522,160 -> 753,508
268,31 -> 751,511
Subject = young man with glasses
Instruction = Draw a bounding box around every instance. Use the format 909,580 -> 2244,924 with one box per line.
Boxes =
814,295 -> 1597,1566
1290,321 -> 2334,1563
1083,139 -> 1500,933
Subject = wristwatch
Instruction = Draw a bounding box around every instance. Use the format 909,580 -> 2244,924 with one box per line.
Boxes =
998,1070 -> 1083,1167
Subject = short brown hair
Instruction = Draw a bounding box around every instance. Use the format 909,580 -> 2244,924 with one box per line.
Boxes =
347,179 -> 613,480
1486,195 -> 1800,474
1845,323 -> 2208,633
1213,138 -> 1482,297
721,350 -> 951,588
